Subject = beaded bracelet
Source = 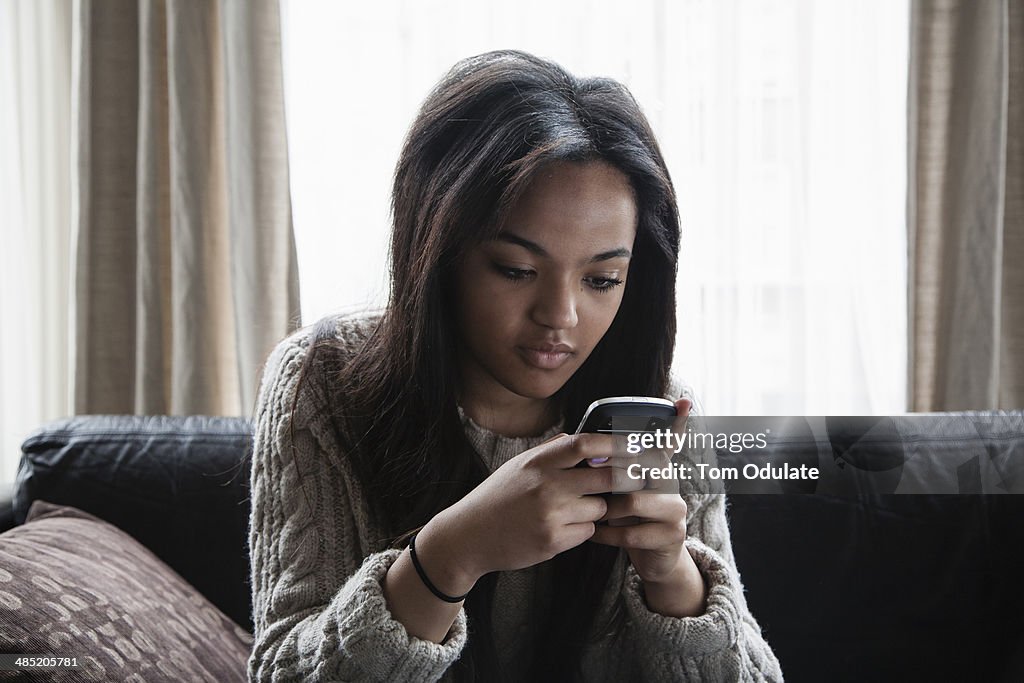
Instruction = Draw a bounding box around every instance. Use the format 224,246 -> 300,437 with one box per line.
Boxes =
408,532 -> 470,603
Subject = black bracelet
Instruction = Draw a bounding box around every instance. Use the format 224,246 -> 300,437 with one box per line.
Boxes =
408,533 -> 470,603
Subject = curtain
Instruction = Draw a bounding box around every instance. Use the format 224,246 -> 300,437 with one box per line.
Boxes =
0,0 -> 73,486
73,0 -> 300,417
664,1 -> 909,415
909,0 -> 1024,410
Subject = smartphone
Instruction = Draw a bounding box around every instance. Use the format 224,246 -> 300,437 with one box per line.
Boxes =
575,397 -> 678,525
575,396 -> 677,435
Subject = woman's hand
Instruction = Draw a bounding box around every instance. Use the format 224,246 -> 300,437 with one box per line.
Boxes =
413,431 -> 644,597
586,398 -> 708,617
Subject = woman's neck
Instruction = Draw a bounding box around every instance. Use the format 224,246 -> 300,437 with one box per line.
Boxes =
458,391 -> 560,438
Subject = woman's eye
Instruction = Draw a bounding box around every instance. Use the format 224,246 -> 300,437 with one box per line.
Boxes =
585,276 -> 624,292
492,263 -> 622,292
495,265 -> 535,281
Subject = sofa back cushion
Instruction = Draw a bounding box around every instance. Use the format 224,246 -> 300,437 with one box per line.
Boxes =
0,501 -> 252,681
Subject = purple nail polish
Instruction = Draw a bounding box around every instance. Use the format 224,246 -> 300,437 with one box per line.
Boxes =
590,457 -> 609,464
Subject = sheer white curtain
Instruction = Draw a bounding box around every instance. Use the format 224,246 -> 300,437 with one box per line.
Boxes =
667,1 -> 910,414
0,0 -> 73,486
282,0 -> 909,415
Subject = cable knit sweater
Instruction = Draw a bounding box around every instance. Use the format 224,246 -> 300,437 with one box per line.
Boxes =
247,314 -> 783,682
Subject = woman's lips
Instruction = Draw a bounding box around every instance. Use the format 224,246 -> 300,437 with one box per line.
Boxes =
517,346 -> 574,370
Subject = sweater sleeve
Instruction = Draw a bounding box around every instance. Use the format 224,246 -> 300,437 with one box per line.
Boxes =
247,332 -> 468,682
620,494 -> 783,681
616,380 -> 783,681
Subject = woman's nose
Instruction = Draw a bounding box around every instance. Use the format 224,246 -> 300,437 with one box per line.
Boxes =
530,279 -> 578,329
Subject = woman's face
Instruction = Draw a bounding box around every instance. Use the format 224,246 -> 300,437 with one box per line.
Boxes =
454,160 -> 638,413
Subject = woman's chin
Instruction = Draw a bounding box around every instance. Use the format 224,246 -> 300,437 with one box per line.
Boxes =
508,372 -> 572,401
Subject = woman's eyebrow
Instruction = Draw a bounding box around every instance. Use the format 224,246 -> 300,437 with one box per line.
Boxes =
495,233 -> 548,255
495,232 -> 632,263
589,247 -> 632,262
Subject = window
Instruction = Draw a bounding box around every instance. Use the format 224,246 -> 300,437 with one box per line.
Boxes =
281,0 -> 909,415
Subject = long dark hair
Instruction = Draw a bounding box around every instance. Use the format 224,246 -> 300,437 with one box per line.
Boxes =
294,50 -> 680,680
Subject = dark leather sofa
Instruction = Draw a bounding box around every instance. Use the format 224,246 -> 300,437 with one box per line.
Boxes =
4,414 -> 1024,682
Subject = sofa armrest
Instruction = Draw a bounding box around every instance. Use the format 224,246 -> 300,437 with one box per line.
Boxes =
14,414 -> 254,632
0,480 -> 14,533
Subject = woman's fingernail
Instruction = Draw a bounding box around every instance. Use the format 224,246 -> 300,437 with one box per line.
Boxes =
590,457 -> 609,464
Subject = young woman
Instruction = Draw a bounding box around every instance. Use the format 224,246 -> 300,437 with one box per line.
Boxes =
248,50 -> 781,682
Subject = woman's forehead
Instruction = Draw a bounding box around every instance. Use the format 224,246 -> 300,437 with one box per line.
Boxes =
498,161 -> 638,252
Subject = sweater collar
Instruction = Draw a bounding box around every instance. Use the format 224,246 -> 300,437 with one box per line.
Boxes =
457,405 -> 566,471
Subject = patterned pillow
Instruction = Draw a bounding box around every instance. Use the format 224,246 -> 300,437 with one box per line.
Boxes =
0,501 -> 252,682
